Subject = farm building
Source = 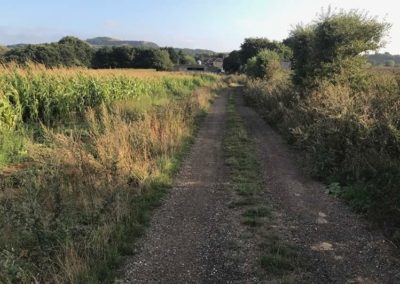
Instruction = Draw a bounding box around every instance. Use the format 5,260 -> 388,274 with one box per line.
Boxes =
174,64 -> 222,73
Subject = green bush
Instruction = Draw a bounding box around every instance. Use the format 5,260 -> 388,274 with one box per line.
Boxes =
244,50 -> 285,82
240,38 -> 292,64
385,60 -> 395,67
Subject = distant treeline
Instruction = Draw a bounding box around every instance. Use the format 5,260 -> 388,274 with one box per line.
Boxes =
0,36 -> 205,70
368,52 -> 400,67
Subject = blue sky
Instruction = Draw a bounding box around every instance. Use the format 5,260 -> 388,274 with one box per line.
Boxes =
1,0 -> 399,53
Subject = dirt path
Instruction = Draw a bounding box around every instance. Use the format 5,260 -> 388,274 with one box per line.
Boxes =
235,93 -> 400,283
121,92 -> 255,283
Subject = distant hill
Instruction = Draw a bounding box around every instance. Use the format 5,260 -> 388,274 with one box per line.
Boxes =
86,37 -> 216,55
174,48 -> 216,56
4,36 -> 218,56
6,43 -> 29,49
86,37 -> 159,48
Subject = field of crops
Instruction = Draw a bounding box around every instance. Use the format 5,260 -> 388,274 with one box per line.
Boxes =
0,65 -> 218,282
0,65 -> 216,165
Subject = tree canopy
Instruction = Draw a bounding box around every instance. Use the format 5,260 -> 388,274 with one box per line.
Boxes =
286,10 -> 390,86
1,37 -> 93,67
223,50 -> 241,73
240,38 -> 291,64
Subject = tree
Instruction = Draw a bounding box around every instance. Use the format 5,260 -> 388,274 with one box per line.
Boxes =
111,46 -> 135,68
32,44 -> 61,67
181,54 -> 196,65
240,38 -> 291,65
244,50 -> 284,81
92,46 -> 136,68
384,60 -> 395,67
243,57 -> 258,78
163,47 -> 180,64
134,49 -> 173,70
2,44 -> 61,67
2,36 -> 95,67
286,10 -> 390,87
92,47 -> 113,68
223,50 -> 241,73
58,36 -> 94,66
150,49 -> 173,70
285,25 -> 316,86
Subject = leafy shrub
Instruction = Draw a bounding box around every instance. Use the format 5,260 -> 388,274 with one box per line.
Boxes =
244,50 -> 286,83
240,38 -> 292,64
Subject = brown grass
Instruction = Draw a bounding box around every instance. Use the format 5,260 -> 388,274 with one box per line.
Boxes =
0,79 -> 216,282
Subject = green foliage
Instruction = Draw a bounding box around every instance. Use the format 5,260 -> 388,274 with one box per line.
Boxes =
284,25 -> 316,87
92,46 -> 136,68
385,60 -> 395,67
240,38 -> 292,65
180,54 -> 197,65
0,46 -> 9,56
135,49 -> 173,70
1,37 -> 94,67
0,129 -> 26,166
286,10 -> 390,87
244,50 -> 285,82
244,69 -> 400,241
228,38 -> 291,74
93,48 -> 174,70
243,57 -> 258,78
1,37 -> 179,70
368,52 -> 400,66
58,36 -> 94,66
223,50 -> 241,73
163,47 -> 180,64
158,49 -> 196,65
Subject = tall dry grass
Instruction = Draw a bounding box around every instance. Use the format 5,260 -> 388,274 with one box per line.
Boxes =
0,64 -> 217,282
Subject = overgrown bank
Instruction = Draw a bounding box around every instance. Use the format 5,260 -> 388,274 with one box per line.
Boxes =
229,10 -> 400,243
244,71 -> 400,243
0,67 -> 218,283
